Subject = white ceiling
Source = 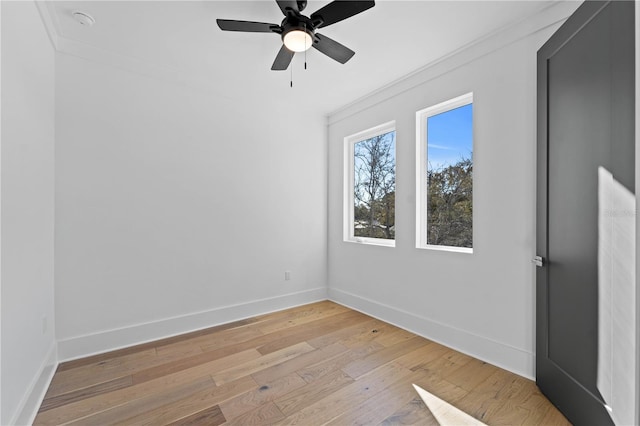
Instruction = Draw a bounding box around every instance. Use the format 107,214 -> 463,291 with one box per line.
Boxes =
46,1 -> 557,115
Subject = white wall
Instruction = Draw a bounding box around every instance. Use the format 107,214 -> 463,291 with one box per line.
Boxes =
54,53 -> 327,359
1,2 -> 57,424
326,4 -> 579,379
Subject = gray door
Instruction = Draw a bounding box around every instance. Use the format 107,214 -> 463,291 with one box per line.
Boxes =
536,1 -> 634,424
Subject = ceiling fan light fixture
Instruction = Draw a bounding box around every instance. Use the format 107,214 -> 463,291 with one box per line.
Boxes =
283,29 -> 312,52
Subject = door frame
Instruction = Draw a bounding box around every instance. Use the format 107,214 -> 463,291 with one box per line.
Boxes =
636,2 -> 640,424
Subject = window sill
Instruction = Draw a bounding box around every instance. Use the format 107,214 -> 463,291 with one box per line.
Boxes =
346,237 -> 396,248
417,244 -> 473,254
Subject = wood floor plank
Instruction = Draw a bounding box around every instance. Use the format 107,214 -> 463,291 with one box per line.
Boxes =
247,301 -> 349,334
306,317 -> 382,348
34,348 -> 261,425
453,367 -> 518,423
414,348 -> 475,382
130,349 -> 223,385
325,369 -> 430,426
220,372 -> 306,421
296,340 -> 385,383
379,396 -> 440,426
167,404 -> 226,426
224,401 -> 286,426
405,341 -> 453,371
55,317 -> 259,372
516,391 -> 558,425
515,396 -> 553,425
35,302 -> 569,426
197,313 -> 359,356
539,403 -> 573,426
66,376 -> 216,426
493,377 -> 559,425
50,331 -> 237,400
251,301 -> 336,322
444,358 -> 500,392
192,309 -> 368,365
255,310 -> 370,355
117,375 -> 257,426
45,348 -> 158,398
373,326 -> 418,348
412,375 -> 468,407
212,342 -> 315,385
342,336 -> 429,379
251,343 -> 347,386
493,405 -> 537,426
38,375 -> 132,412
339,321 -> 408,349
253,302 -> 351,334
275,361 -> 417,425
155,324 -> 264,358
131,337 -> 264,385
274,369 -> 355,416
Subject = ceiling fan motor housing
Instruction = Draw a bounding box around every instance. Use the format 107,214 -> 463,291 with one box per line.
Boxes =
280,15 -> 316,43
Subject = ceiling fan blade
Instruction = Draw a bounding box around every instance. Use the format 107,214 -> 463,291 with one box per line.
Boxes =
276,0 -> 300,16
216,19 -> 280,33
310,1 -> 375,28
271,45 -> 295,70
312,33 -> 355,64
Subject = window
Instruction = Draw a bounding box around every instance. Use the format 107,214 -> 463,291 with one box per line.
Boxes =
344,121 -> 396,247
416,93 -> 473,252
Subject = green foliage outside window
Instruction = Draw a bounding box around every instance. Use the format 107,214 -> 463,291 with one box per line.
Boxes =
427,156 -> 472,247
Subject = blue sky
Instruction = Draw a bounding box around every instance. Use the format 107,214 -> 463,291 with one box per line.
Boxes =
427,104 -> 473,170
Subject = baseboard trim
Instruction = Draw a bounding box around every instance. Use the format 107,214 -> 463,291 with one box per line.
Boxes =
328,288 -> 535,380
11,342 -> 58,426
57,287 -> 327,362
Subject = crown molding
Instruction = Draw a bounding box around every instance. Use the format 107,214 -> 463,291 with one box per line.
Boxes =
326,1 -> 581,125
35,1 -> 60,50
33,0 -> 581,119
32,0 -> 234,99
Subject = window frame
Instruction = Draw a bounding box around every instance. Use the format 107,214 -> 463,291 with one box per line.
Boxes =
415,93 -> 474,253
343,120 -> 396,247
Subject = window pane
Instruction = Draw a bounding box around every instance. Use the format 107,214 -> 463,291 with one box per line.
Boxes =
426,103 -> 472,248
353,131 -> 396,240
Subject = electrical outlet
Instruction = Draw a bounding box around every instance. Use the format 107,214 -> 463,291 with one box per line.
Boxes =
285,271 -> 291,281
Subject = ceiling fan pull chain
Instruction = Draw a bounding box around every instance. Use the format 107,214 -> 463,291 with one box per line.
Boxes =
290,63 -> 293,87
304,23 -> 307,70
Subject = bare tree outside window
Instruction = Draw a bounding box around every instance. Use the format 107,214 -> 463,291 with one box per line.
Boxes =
353,131 -> 396,240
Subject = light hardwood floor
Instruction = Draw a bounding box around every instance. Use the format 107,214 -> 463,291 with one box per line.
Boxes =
34,301 -> 570,425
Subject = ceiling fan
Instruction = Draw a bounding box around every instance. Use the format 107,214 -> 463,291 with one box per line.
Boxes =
216,1 -> 375,71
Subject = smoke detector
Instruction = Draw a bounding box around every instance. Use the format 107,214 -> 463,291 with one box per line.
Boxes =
72,11 -> 95,26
